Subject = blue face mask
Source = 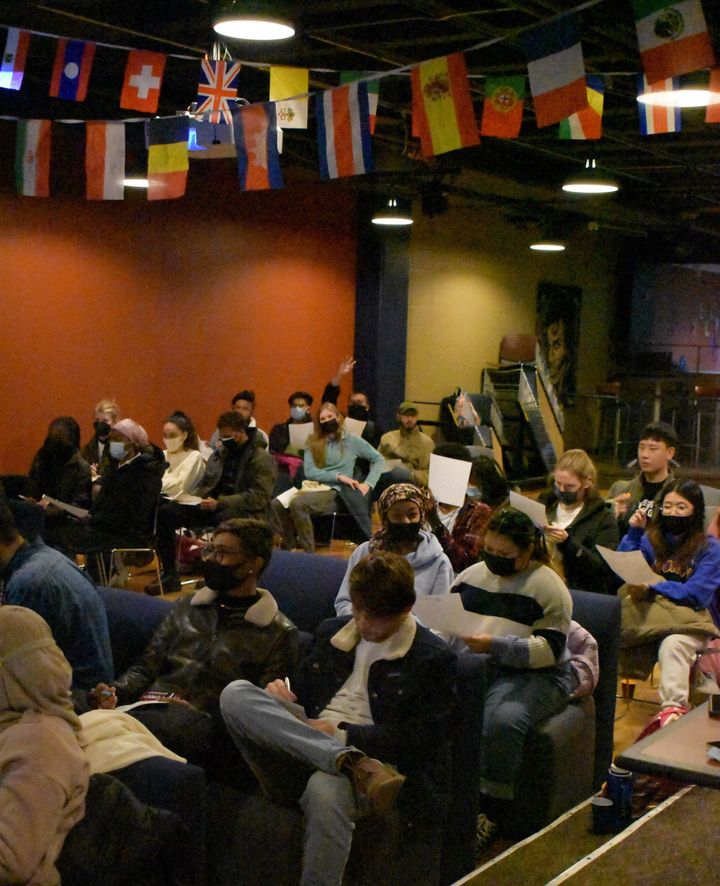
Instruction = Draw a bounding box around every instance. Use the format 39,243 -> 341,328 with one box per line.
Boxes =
466,486 -> 482,500
108,441 -> 126,461
290,406 -> 308,421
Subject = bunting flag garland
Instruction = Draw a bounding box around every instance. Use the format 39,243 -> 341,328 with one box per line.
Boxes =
411,53 -> 479,157
0,28 -> 30,91
121,50 -> 166,113
86,122 -> 125,200
196,58 -> 242,124
49,39 -> 95,102
558,75 -> 604,139
706,68 -> 720,123
233,103 -> 283,191
317,81 -> 373,179
146,116 -> 189,200
521,15 -> 587,128
637,74 -> 681,133
631,0 -> 715,82
340,72 -> 380,133
269,66 -> 309,129
15,119 -> 51,197
481,75 -> 525,138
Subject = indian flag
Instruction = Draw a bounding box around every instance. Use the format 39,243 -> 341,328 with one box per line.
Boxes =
558,76 -> 604,139
632,0 -> 715,81
15,119 -> 51,197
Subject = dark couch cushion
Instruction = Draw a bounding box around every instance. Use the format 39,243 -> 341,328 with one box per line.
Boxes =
260,549 -> 346,633
97,586 -> 172,677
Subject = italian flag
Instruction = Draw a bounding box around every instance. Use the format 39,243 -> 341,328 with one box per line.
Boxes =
15,120 -> 51,197
85,122 -> 125,200
632,0 -> 715,81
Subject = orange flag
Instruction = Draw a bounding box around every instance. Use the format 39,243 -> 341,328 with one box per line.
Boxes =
411,53 -> 479,157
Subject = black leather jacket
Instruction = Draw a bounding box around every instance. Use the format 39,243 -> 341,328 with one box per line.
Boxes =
113,587 -> 298,714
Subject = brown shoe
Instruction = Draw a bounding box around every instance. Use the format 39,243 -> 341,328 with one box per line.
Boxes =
344,755 -> 406,817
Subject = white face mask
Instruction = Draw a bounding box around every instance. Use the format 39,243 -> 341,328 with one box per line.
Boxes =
164,434 -> 186,454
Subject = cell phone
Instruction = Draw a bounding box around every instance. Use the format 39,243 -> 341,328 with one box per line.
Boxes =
708,694 -> 720,719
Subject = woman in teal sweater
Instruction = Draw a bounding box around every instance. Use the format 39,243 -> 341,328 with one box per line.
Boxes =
272,402 -> 385,552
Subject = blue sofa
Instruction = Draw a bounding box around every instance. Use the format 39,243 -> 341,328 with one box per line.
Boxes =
97,550 -> 620,885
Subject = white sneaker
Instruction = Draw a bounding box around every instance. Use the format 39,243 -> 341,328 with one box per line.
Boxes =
474,812 -> 499,863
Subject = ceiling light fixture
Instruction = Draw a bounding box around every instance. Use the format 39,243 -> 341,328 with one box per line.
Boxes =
372,198 -> 413,227
637,73 -> 719,108
562,158 -> 619,195
529,238 -> 566,252
123,177 -> 149,188
213,3 -> 295,41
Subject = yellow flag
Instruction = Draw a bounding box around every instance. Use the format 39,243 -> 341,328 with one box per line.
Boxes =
269,66 -> 309,129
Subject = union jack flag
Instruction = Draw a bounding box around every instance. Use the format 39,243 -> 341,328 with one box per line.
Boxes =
196,58 -> 242,124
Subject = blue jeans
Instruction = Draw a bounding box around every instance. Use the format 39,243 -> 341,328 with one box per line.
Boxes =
480,664 -> 574,800
220,680 -> 357,886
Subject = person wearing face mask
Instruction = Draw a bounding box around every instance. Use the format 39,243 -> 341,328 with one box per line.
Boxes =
89,519 -> 298,774
334,483 -> 453,616
80,398 -> 121,475
426,445 -> 509,573
160,411 -> 205,500
617,479 -> 720,718
273,403 -> 385,553
450,508 -> 574,859
269,391 -> 315,459
321,356 -> 382,448
27,416 -> 92,554
542,449 -> 618,594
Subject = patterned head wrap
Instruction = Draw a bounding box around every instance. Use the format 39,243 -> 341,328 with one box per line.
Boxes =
377,483 -> 430,525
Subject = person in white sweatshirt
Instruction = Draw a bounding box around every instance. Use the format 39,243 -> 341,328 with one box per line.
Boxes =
160,411 -> 206,499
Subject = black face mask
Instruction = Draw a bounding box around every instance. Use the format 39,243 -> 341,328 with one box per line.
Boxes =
42,437 -> 73,461
484,551 -> 520,577
200,560 -> 241,593
386,521 -> 422,544
554,485 -> 580,506
320,419 -> 339,435
220,436 -> 239,453
660,514 -> 692,536
93,420 -> 111,441
348,404 -> 369,420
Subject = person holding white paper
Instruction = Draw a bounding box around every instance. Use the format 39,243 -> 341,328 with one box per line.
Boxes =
269,391 -> 315,459
334,483 -> 453,616
160,411 -> 205,500
450,508 -> 574,860
617,479 -> 720,717
542,449 -> 618,594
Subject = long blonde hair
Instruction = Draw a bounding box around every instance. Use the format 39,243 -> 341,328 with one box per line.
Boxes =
554,449 -> 597,489
307,402 -> 345,468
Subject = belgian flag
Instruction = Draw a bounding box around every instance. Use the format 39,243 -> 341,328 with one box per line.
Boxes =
146,116 -> 189,201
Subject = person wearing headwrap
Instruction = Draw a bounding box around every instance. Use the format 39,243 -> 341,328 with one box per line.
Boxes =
0,606 -> 89,885
334,483 -> 453,616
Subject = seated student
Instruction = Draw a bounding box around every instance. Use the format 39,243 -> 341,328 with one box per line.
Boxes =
426,444 -> 509,573
618,479 -> 720,719
0,496 -> 113,691
160,411 -> 206,499
90,519 -> 298,773
28,416 -> 92,554
543,449 -> 619,594
322,356 -> 381,448
80,398 -> 121,475
0,606 -> 89,886
152,411 -> 276,594
378,401 -> 435,488
220,551 -> 457,886
451,508 -> 574,859
209,389 -> 269,449
269,390 -> 315,458
273,403 -> 384,553
335,483 -> 453,616
607,422 -> 677,535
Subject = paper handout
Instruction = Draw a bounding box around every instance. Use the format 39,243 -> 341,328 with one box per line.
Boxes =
596,545 -> 663,586
412,593 -> 531,638
344,417 -> 367,437
428,454 -> 472,508
508,490 -> 547,528
289,422 -> 314,449
41,495 -> 90,519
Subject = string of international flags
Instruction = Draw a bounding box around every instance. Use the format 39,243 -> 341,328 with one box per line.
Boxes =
4,0 -> 720,200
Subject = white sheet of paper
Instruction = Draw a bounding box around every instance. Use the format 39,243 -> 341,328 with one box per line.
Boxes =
382,458 -> 403,473
509,490 -> 547,529
596,545 -> 663,586
428,454 -> 471,507
412,594 -> 531,638
700,485 -> 720,531
276,487 -> 300,509
344,417 -> 367,437
41,495 -> 90,519
289,422 -> 314,449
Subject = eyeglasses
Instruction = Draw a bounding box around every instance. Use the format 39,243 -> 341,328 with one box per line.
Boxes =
661,502 -> 692,514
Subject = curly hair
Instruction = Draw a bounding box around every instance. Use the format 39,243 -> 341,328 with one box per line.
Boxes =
486,507 -> 549,565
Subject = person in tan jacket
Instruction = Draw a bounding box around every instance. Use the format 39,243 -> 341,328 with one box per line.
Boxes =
0,606 -> 89,885
378,401 -> 435,488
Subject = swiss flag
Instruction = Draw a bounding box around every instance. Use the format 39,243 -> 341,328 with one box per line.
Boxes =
120,50 -> 166,113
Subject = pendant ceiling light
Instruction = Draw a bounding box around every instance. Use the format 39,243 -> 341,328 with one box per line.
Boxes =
213,2 -> 295,41
637,73 -> 718,108
372,198 -> 413,227
562,158 -> 619,195
529,239 -> 566,252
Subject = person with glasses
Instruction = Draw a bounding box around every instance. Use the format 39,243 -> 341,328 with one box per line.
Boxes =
618,479 -> 720,718
88,519 -> 298,776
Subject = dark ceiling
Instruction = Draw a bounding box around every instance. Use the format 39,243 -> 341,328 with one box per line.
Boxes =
2,0 -> 720,251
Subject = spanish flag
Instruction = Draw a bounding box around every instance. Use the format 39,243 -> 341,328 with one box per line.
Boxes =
146,116 -> 189,201
411,52 -> 479,158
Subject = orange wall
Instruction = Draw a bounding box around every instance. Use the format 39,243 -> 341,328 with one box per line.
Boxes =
0,171 -> 357,473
